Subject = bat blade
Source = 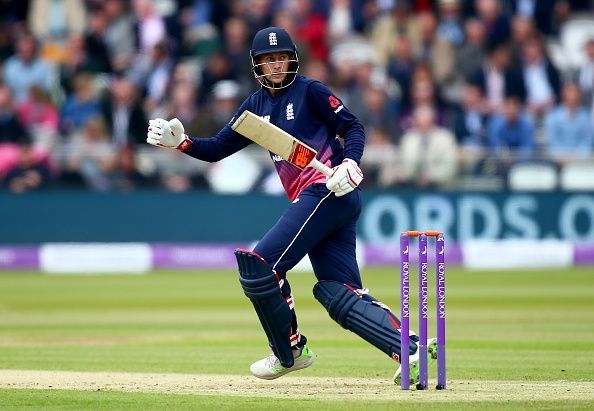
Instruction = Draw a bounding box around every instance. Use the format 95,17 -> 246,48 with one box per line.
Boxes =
231,110 -> 332,176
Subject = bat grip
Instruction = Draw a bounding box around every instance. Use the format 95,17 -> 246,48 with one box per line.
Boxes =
310,158 -> 334,177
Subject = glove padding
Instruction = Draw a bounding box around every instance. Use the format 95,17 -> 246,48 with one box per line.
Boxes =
146,118 -> 191,150
326,158 -> 363,197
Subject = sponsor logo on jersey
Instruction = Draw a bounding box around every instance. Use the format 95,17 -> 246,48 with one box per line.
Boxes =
286,103 -> 294,120
272,154 -> 284,162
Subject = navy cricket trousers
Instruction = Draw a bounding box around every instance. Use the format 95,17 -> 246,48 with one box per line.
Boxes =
254,183 -> 363,288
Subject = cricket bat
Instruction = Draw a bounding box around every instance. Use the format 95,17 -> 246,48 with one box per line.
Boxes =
231,110 -> 333,177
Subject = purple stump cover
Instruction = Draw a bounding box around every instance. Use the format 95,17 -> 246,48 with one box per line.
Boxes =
418,234 -> 429,389
399,233 -> 410,390
436,233 -> 446,389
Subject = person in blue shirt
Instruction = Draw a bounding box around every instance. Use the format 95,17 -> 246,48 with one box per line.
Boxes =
146,27 -> 429,383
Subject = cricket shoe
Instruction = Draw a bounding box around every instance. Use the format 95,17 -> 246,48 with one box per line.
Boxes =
250,344 -> 315,380
393,338 -> 438,386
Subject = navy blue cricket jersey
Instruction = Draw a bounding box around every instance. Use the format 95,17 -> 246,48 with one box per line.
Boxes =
183,75 -> 365,201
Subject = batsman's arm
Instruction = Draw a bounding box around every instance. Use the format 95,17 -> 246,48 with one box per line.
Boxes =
147,100 -> 253,162
306,81 -> 365,164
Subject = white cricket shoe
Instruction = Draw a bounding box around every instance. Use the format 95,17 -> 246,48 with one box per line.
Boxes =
394,338 -> 438,385
250,345 -> 315,380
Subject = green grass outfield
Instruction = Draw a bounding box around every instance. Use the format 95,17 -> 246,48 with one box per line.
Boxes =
0,267 -> 593,409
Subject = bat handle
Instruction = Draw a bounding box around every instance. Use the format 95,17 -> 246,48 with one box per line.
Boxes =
310,158 -> 334,177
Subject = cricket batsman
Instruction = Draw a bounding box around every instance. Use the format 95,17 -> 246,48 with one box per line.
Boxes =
147,27 -> 434,384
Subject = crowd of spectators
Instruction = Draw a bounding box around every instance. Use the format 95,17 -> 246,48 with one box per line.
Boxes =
0,0 -> 593,194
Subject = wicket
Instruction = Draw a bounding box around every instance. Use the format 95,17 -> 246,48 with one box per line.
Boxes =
399,230 -> 446,390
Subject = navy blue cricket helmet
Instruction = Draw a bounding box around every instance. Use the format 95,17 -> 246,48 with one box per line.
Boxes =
250,27 -> 299,90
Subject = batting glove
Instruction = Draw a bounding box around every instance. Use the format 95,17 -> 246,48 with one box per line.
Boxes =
326,158 -> 363,197
146,118 -> 192,151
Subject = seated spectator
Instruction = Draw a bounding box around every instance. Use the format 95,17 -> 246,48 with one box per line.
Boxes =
436,0 -> 464,46
101,77 -> 146,147
112,145 -> 158,191
0,85 -> 29,145
64,116 -> 116,191
28,0 -> 87,64
387,36 -> 416,106
60,73 -> 101,135
128,40 -> 174,116
544,82 -> 593,166
3,32 -> 55,103
16,86 -> 59,151
487,95 -> 534,164
188,80 -> 240,136
360,128 -> 399,188
454,18 -> 486,84
354,83 -> 399,143
475,0 -> 510,44
3,141 -> 52,193
578,37 -> 594,108
411,11 -> 454,88
518,34 -> 560,118
398,105 -> 458,188
370,1 -> 419,66
103,0 -> 136,73
132,0 -> 166,54
470,41 -> 526,114
453,83 -> 489,146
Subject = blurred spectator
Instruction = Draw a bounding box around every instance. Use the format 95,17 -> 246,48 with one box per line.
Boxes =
398,105 -> 459,187
578,37 -> 594,108
28,0 -> 87,64
454,18 -> 486,83
83,10 -> 113,73
101,77 -> 147,147
3,142 -> 52,193
453,83 -> 488,146
474,0 -> 510,44
178,0 -> 222,59
103,0 -> 136,73
132,0 -> 166,54
199,52 -> 235,103
128,41 -> 174,116
64,116 -> 116,191
436,0 -> 464,46
0,85 -> 30,144
399,67 -> 449,132
518,35 -> 560,117
328,0 -> 355,45
354,83 -> 399,142
509,15 -> 536,61
188,80 -> 240,136
360,128 -> 399,187
60,73 -> 101,135
221,16 -> 251,87
112,145 -> 157,190
370,1 -> 420,66
3,32 -> 55,103
304,59 -> 330,84
16,86 -> 59,151
509,0 -> 557,35
544,82 -> 593,166
488,95 -> 534,164
292,0 -> 329,62
411,11 -> 454,87
387,36 -> 416,105
162,82 -> 199,132
470,41 -> 526,114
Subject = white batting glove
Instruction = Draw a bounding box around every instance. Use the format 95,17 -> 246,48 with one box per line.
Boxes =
146,118 -> 192,151
326,158 -> 363,197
